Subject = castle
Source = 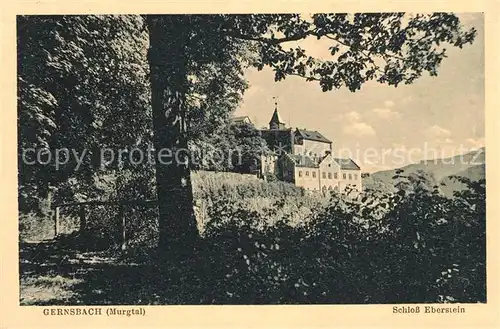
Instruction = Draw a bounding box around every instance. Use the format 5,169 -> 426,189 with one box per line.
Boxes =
249,107 -> 363,195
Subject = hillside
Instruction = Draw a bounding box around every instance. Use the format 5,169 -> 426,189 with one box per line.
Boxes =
191,170 -> 328,232
363,147 -> 485,197
439,164 -> 486,197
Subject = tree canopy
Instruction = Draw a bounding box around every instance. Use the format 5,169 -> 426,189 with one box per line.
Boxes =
17,15 -> 152,212
154,14 -> 475,90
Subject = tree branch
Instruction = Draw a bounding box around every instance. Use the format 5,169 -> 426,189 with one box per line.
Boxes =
286,72 -> 321,81
225,30 -> 314,44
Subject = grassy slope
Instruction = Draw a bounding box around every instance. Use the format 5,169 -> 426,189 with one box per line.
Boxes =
191,170 -> 328,230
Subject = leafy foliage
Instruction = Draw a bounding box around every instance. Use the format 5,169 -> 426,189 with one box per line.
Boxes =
17,15 -> 256,211
220,13 -> 476,91
200,174 -> 485,304
190,122 -> 267,173
17,15 -> 153,212
20,170 -> 485,304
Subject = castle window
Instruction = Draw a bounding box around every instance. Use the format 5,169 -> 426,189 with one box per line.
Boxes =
349,174 -> 352,180
312,172 -> 316,178
298,171 -> 302,177
354,174 -> 358,180
306,171 -> 309,176
322,172 -> 326,179
343,173 -> 346,179
328,173 -> 332,179
334,173 -> 338,179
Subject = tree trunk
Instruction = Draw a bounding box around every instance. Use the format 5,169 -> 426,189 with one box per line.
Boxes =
146,15 -> 198,258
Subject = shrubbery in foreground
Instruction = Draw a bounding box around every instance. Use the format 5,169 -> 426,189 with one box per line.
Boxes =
20,171 -> 486,304
199,175 -> 485,304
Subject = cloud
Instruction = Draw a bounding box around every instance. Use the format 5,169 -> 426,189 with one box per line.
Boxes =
344,111 -> 361,122
401,95 -> 414,104
370,100 -> 400,120
372,107 -> 400,119
343,122 -> 376,136
383,100 -> 395,108
426,125 -> 452,138
339,110 -> 377,136
465,137 -> 485,149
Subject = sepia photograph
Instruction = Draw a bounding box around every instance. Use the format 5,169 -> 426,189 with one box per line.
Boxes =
15,12 -> 487,308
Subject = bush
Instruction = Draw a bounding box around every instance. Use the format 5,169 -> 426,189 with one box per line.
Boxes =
200,175 -> 486,304
20,169 -> 486,304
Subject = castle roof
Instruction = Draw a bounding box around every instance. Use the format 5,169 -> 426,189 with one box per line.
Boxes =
295,129 -> 332,143
286,153 -> 361,170
233,116 -> 252,124
287,154 -> 322,168
332,158 -> 361,170
269,109 -> 285,125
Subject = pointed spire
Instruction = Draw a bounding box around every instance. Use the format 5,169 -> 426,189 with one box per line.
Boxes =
269,97 -> 286,130
270,108 -> 285,124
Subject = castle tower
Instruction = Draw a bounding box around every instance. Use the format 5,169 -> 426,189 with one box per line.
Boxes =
269,98 -> 286,130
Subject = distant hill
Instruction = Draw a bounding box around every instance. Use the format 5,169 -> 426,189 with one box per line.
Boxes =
439,164 -> 485,197
363,147 -> 485,197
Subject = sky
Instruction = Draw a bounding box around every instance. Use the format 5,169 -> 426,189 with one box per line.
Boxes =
234,13 -> 484,173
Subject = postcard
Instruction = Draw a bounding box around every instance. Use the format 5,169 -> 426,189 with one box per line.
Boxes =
1,1 -> 499,328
